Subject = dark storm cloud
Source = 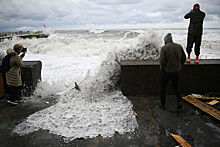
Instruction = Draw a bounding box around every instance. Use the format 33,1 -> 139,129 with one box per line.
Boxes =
88,0 -> 143,5
0,0 -> 219,31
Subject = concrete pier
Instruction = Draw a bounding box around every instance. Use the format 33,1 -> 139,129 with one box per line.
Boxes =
0,34 -> 48,42
0,60 -> 219,146
120,59 -> 220,96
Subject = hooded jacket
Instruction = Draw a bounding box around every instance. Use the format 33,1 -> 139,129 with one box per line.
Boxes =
184,8 -> 205,36
6,49 -> 22,87
160,41 -> 186,72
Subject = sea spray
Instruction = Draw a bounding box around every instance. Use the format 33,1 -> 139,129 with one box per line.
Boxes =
13,31 -> 162,142
81,32 -> 161,99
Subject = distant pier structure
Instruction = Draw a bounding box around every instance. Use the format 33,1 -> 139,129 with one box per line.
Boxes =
0,31 -> 48,42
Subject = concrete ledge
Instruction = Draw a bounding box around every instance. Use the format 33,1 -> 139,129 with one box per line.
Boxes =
120,59 -> 220,96
21,61 -> 42,96
0,61 -> 42,96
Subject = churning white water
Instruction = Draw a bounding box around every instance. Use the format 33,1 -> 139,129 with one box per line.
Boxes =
1,29 -> 220,142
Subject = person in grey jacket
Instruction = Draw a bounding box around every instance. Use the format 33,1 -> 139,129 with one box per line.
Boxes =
160,33 -> 186,110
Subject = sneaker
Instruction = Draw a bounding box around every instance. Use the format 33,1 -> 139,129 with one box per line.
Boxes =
177,104 -> 183,110
186,57 -> 191,63
177,102 -> 183,110
15,99 -> 23,103
15,97 -> 23,103
7,100 -> 18,105
194,58 -> 199,64
160,104 -> 166,110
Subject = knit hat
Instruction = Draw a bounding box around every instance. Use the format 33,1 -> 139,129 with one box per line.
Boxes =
164,33 -> 172,42
13,44 -> 23,52
193,3 -> 200,9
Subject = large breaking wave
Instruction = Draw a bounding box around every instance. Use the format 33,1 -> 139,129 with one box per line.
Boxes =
12,31 -> 161,142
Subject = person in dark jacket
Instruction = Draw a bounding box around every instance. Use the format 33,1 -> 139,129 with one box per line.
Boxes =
160,33 -> 186,110
185,3 -> 205,63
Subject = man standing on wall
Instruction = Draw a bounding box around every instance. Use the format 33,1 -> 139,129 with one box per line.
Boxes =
185,3 -> 205,64
160,33 -> 186,110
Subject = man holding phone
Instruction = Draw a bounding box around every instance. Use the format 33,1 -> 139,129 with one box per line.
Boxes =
6,44 -> 26,105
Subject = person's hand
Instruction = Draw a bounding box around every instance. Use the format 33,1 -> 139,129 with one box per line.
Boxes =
20,52 -> 25,59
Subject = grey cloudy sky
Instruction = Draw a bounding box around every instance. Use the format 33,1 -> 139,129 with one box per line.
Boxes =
0,0 -> 219,31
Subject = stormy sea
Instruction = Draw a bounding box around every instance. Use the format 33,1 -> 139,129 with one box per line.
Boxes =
0,28 -> 220,142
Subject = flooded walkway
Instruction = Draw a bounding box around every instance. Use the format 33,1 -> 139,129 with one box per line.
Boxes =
0,95 -> 219,146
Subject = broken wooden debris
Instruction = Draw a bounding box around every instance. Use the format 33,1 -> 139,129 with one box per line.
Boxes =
192,95 -> 220,100
183,95 -> 220,121
170,133 -> 191,147
207,100 -> 219,106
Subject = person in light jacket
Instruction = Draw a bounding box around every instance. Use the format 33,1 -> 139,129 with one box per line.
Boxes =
6,44 -> 25,105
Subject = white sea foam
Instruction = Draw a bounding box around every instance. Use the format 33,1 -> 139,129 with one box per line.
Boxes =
13,91 -> 137,142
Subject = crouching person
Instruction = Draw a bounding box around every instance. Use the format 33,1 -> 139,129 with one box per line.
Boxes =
6,44 -> 25,105
160,33 -> 186,110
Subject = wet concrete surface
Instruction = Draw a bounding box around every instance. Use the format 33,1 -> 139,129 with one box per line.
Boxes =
0,95 -> 220,147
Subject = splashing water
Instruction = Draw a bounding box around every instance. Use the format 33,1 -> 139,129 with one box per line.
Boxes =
11,28 -> 220,141
12,31 -> 160,142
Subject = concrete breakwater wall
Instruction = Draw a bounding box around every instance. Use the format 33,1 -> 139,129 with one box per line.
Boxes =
1,61 -> 42,96
120,60 -> 220,96
21,61 -> 42,96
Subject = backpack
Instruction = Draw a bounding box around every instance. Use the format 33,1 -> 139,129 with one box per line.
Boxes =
0,55 -> 11,72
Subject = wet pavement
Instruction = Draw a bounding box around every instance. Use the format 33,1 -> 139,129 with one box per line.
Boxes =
0,95 -> 220,147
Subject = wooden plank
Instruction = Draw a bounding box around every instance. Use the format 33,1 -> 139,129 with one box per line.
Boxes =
193,95 -> 220,100
208,100 -> 219,105
183,95 -> 220,121
170,133 -> 191,147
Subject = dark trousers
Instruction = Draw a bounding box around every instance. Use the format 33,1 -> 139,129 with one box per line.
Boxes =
8,86 -> 22,101
160,72 -> 182,106
0,72 -> 9,94
186,34 -> 202,57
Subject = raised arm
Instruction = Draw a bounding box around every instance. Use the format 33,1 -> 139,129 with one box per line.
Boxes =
184,10 -> 192,19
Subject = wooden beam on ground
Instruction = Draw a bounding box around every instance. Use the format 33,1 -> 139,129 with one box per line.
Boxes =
192,95 -> 220,100
183,95 -> 220,121
208,100 -> 219,105
170,133 -> 191,147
